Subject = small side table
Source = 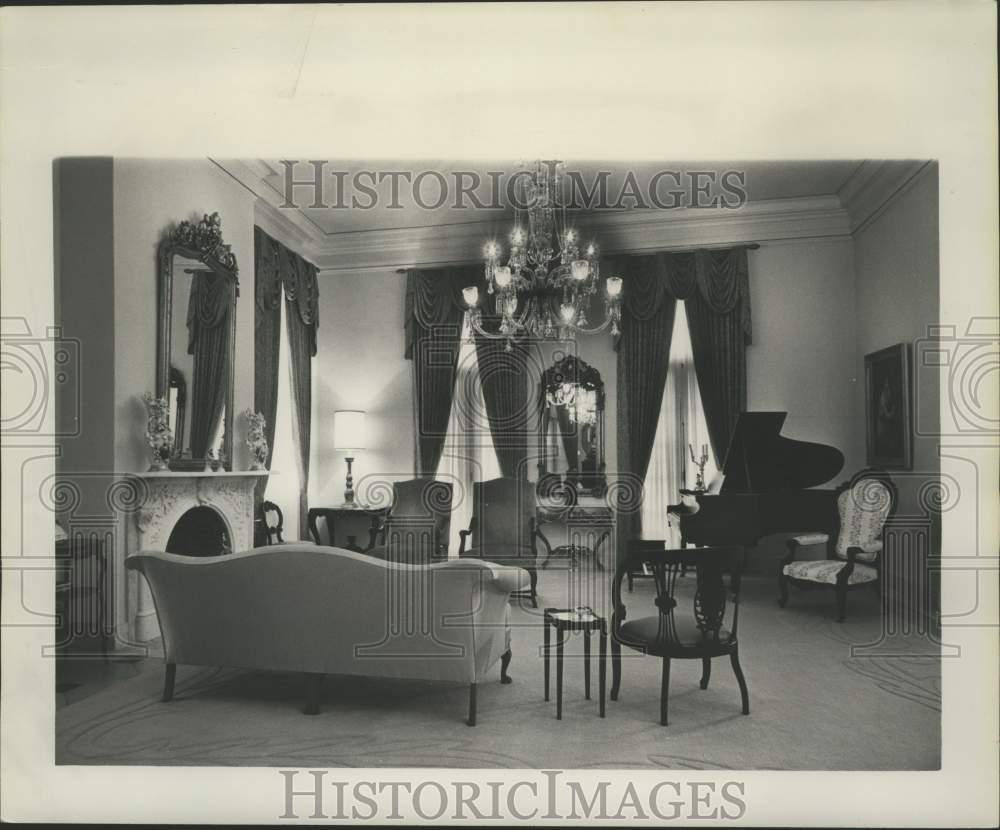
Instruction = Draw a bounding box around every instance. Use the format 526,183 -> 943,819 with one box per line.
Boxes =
543,606 -> 607,719
307,506 -> 389,552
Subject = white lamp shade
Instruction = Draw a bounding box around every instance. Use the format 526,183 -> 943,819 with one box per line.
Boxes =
333,410 -> 367,450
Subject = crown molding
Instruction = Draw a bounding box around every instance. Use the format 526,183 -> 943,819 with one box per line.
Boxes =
213,158 -> 853,275
838,160 -> 932,233
312,195 -> 851,274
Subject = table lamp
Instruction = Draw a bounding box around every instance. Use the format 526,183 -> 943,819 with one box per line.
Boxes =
333,410 -> 366,508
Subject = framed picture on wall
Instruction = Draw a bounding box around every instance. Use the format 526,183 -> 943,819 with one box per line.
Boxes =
864,342 -> 913,469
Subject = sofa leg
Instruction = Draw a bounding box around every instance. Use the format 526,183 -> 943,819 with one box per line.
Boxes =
500,649 -> 513,684
467,683 -> 477,726
161,663 -> 176,703
303,673 -> 323,715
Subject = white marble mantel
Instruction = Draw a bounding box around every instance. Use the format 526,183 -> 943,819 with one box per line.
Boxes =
119,470 -> 268,644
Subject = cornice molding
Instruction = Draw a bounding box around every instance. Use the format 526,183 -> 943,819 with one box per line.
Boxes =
838,160 -> 931,233
213,159 -> 854,276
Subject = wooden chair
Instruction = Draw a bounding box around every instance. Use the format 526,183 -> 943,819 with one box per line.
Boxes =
365,478 -> 454,564
610,541 -> 749,726
259,500 -> 284,545
779,469 -> 896,622
459,477 -> 552,608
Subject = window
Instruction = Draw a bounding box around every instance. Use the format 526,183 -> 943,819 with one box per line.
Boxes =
264,298 -> 303,539
642,300 -> 719,544
435,313 -> 502,556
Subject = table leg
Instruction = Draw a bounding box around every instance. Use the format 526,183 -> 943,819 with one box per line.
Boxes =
599,622 -> 607,718
556,627 -> 564,720
543,620 -> 551,702
583,629 -> 591,700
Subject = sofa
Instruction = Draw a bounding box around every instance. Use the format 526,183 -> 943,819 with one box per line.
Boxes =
126,544 -> 530,725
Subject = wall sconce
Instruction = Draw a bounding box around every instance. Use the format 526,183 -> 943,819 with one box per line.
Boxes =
333,410 -> 367,508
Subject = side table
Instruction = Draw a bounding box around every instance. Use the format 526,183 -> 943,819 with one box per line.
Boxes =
307,506 -> 389,552
543,606 -> 607,719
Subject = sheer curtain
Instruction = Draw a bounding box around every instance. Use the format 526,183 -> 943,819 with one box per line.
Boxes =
264,299 -> 303,539
643,300 -> 719,545
436,313 -> 502,557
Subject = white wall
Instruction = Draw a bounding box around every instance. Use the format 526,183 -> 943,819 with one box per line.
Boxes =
112,159 -> 256,472
313,270 -> 414,507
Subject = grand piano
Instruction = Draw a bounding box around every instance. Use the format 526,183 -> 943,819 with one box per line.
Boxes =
679,412 -> 846,549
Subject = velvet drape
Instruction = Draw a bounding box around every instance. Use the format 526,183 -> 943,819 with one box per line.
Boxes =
254,227 -> 319,537
612,246 -> 752,562
473,320 -> 532,479
404,266 -> 480,476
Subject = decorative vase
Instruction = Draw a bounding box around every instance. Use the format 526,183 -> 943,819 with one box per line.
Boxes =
142,392 -> 174,472
243,409 -> 269,472
149,448 -> 171,472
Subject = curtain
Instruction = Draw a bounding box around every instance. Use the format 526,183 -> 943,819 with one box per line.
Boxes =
615,255 -> 677,561
685,249 -> 752,461
435,314 -> 503,555
405,266 -> 480,476
613,246 -> 752,563
253,227 -> 319,537
186,272 -> 232,459
473,320 -> 532,479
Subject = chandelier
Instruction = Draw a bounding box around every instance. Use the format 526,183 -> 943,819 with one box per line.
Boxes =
463,160 -> 623,350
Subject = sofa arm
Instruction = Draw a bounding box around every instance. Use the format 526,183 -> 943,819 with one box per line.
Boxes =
483,563 -> 531,596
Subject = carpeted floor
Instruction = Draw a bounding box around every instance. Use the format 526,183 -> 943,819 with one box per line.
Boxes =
55,570 -> 940,769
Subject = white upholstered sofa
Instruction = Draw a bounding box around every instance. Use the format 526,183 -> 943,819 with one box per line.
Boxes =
126,544 -> 529,724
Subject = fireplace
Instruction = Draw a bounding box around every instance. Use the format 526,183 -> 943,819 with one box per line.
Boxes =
166,506 -> 232,556
118,470 -> 267,643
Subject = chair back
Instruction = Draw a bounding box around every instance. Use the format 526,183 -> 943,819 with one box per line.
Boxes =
613,541 -> 745,644
260,500 -> 284,545
835,471 -> 895,562
471,477 -> 536,552
382,478 -> 454,563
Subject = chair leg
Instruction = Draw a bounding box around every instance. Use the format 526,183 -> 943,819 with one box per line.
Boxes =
610,637 -> 621,701
556,629 -> 564,720
700,656 -> 711,690
778,567 -> 789,607
161,663 -> 176,703
529,568 -> 539,609
583,630 -> 591,700
836,583 -> 848,622
543,621 -> 551,701
303,673 -> 323,715
660,657 -> 671,726
467,683 -> 477,726
500,649 -> 513,684
730,649 -> 750,715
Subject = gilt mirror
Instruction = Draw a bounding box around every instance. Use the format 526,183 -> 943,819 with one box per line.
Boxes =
537,353 -> 606,498
156,212 -> 239,471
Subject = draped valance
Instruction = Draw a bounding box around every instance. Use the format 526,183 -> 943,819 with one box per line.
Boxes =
254,227 -> 320,355
404,264 -> 484,359
611,246 -> 753,344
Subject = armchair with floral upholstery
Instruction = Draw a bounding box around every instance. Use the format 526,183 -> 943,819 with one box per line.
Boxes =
778,470 -> 896,622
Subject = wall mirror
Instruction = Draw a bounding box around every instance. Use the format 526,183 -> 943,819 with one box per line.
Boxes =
156,212 -> 239,471
537,353 -> 607,498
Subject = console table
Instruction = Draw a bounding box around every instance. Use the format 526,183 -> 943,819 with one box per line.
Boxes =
535,498 -> 614,570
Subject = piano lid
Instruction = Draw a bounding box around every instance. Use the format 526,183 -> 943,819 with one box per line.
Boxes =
720,411 -> 845,493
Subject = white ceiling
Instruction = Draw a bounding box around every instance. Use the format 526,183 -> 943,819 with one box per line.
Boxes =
256,159 -> 863,236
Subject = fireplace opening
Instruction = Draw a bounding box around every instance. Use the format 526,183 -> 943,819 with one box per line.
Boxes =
166,506 -> 231,556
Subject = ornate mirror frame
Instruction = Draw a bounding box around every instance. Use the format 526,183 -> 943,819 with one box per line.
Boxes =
537,353 -> 607,498
156,212 -> 239,471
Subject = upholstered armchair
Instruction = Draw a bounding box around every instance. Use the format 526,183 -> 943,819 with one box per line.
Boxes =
458,477 -> 551,608
779,470 -> 896,622
365,478 -> 454,565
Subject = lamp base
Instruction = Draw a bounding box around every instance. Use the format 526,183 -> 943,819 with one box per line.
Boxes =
342,456 -> 356,508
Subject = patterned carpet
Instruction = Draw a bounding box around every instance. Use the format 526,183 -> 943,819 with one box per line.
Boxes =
56,570 -> 940,769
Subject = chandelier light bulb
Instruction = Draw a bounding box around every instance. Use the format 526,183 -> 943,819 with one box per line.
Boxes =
605,276 -> 623,298
495,266 -> 513,288
504,295 -> 518,316
462,285 -> 480,308
511,228 -> 524,245
560,302 -> 576,323
571,259 -> 590,281
586,243 -> 596,257
485,241 -> 500,260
